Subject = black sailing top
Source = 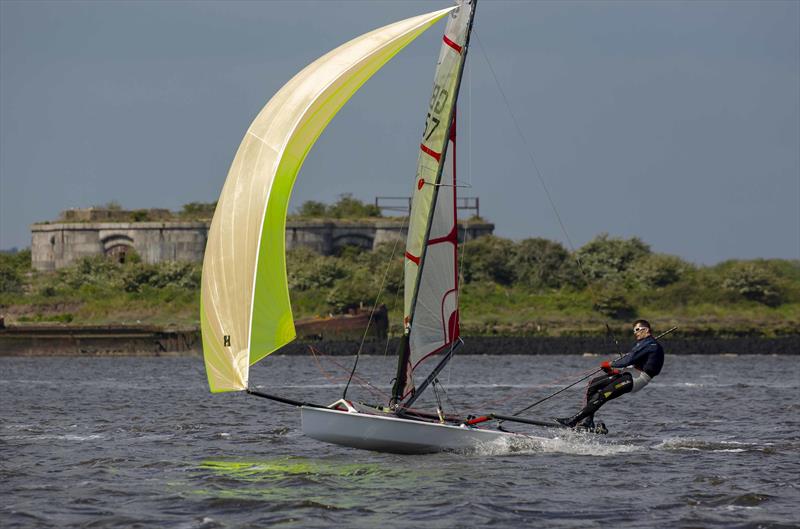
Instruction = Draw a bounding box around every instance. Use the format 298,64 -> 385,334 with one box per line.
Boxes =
611,335 -> 664,378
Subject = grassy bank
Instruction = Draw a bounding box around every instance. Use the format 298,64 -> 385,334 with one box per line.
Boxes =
0,250 -> 199,327
1,233 -> 798,337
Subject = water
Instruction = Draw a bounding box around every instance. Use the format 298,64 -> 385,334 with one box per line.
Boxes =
2,354 -> 798,528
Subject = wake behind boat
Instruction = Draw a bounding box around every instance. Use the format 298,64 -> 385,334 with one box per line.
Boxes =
200,0 -> 591,454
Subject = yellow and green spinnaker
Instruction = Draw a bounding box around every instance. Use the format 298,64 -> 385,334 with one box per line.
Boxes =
201,7 -> 455,392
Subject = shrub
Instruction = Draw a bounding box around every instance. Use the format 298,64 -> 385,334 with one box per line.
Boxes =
721,263 -> 782,306
354,242 -> 404,294
328,194 -> 381,218
38,285 -> 58,297
512,238 -> 581,289
576,234 -> 650,281
294,194 -> 381,219
122,261 -> 201,292
0,249 -> 31,294
593,289 -> 637,319
326,271 -> 376,314
50,256 -> 201,294
763,259 -> 800,304
180,202 -> 217,219
131,210 -> 149,222
335,245 -> 367,259
629,254 -> 691,288
296,200 -> 328,218
153,262 -> 201,289
0,268 -> 23,294
461,236 -> 516,285
59,256 -> 122,289
287,248 -> 349,291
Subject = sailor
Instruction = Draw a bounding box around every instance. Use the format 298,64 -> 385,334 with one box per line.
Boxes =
555,319 -> 664,431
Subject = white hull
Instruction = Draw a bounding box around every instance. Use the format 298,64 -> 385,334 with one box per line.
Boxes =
301,406 -> 542,454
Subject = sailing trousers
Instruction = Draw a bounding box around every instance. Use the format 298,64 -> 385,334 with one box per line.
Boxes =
570,372 -> 633,425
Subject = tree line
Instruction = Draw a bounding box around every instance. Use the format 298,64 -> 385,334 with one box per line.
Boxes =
286,234 -> 799,320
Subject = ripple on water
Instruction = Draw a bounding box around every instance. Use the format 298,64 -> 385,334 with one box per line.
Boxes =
684,492 -> 773,508
656,438 -> 777,454
3,355 -> 799,529
2,433 -> 105,442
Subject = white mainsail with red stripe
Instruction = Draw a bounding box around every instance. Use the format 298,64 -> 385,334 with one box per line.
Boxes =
396,0 -> 476,399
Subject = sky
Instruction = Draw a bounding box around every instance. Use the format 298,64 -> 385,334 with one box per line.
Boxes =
1,0 -> 798,264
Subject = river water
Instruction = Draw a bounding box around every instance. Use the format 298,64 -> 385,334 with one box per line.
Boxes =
1,354 -> 798,528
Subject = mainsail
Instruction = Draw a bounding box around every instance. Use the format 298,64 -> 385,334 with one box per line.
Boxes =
394,0 -> 477,401
201,6 -> 455,393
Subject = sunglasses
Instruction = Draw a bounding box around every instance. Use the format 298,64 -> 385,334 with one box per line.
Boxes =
633,326 -> 648,334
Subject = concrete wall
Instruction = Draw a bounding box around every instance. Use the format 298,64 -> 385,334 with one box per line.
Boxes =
31,219 -> 495,270
285,220 -> 494,254
31,222 -> 208,271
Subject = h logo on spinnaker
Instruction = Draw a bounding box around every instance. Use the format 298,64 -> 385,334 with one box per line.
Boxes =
224,335 -> 231,347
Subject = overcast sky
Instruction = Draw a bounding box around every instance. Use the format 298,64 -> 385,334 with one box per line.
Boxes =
1,0 -> 798,264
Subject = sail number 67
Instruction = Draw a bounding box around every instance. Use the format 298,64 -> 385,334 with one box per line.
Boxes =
423,113 -> 440,141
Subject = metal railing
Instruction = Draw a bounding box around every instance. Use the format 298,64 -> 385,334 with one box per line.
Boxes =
375,196 -> 480,217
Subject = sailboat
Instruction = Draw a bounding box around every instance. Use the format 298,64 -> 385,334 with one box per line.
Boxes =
201,0 -> 564,454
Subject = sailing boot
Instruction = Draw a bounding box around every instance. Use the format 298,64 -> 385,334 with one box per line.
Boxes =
574,415 -> 608,434
554,405 -> 594,429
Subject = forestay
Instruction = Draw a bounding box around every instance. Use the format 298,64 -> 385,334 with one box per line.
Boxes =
201,6 -> 455,393
398,0 -> 476,398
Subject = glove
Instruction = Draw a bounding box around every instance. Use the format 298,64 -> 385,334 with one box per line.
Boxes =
600,360 -> 619,375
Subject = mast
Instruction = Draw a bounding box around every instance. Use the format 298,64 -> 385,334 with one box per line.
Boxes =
391,0 -> 477,405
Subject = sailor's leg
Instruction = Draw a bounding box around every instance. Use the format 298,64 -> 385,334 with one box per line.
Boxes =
574,374 -> 615,426
584,374 -> 613,403
563,373 -> 633,427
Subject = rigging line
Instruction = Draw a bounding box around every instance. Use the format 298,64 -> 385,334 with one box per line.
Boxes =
509,369 -> 601,417
437,375 -> 461,417
383,211 -> 410,358
459,217 -> 470,284
312,346 -> 388,400
473,32 -> 606,318
425,341 -> 461,417
491,327 -> 679,414
474,33 -> 578,255
468,366 -> 599,410
455,187 -> 472,339
309,345 -> 338,383
309,345 -> 351,388
343,212 -> 409,399
468,52 -> 473,187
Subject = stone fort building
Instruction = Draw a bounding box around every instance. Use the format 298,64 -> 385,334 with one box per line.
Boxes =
31,208 -> 494,271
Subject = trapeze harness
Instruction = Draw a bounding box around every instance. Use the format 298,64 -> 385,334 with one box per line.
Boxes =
620,367 -> 651,393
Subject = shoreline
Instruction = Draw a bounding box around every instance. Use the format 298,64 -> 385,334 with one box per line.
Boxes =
0,324 -> 797,356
